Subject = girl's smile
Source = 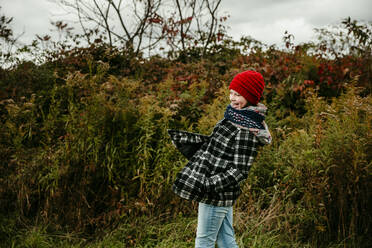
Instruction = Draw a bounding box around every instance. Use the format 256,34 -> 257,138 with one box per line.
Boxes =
229,89 -> 248,109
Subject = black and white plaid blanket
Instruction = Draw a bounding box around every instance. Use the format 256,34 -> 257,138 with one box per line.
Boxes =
168,118 -> 260,207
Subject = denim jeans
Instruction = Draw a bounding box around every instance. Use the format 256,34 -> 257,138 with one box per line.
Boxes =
195,203 -> 239,248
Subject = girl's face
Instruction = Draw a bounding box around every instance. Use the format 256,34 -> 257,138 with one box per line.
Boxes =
229,89 -> 248,109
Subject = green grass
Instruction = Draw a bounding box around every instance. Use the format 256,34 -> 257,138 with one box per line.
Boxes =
5,213 -> 364,248
5,215 -> 196,248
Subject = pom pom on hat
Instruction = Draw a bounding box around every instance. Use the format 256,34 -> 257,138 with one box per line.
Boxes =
229,70 -> 265,105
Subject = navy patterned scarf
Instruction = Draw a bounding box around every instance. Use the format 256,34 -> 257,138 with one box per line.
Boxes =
224,104 -> 265,129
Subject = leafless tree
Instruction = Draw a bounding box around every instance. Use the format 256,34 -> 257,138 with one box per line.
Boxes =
53,0 -> 226,57
170,0 -> 223,56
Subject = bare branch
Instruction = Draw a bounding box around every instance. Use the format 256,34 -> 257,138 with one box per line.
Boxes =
183,0 -> 197,37
104,0 -> 113,46
108,0 -> 131,41
175,0 -> 185,50
76,0 -> 92,45
92,0 -> 112,46
203,0 -> 222,54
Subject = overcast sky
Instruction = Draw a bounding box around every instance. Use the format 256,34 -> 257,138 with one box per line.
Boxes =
1,0 -> 371,47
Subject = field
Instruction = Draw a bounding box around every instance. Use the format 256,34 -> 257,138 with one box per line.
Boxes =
0,12 -> 371,247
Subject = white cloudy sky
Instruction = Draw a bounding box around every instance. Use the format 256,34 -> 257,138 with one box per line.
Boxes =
1,0 -> 371,47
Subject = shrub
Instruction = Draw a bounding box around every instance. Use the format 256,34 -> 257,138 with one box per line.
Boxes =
238,84 -> 371,246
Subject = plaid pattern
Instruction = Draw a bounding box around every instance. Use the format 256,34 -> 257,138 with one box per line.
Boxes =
169,119 -> 259,207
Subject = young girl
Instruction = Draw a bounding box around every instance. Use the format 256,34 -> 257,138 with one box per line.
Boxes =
168,70 -> 271,248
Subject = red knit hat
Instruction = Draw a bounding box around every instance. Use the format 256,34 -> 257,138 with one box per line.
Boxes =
229,70 -> 265,105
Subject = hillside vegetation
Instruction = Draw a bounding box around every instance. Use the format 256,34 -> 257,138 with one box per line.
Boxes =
0,12 -> 371,247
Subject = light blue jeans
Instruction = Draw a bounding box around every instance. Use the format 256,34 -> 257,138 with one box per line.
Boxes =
195,203 -> 239,248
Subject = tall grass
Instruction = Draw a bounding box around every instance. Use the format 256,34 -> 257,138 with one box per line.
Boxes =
0,67 -> 190,237
236,85 -> 372,246
0,67 -> 370,247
